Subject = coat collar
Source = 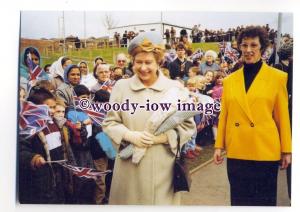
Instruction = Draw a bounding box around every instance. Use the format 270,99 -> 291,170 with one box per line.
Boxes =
129,71 -> 166,92
233,62 -> 271,122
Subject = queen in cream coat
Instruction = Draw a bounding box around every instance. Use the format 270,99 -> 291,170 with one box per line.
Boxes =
102,72 -> 195,205
102,32 -> 195,205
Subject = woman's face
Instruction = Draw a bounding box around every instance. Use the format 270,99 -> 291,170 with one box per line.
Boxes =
133,52 -> 159,86
30,53 -> 40,66
205,55 -> 214,63
182,36 -> 188,43
62,59 -> 72,70
97,67 -> 111,82
79,62 -> 88,75
68,68 -> 81,86
116,55 -> 127,69
239,36 -> 262,64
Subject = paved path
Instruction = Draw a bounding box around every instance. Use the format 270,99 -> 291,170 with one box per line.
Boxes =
181,159 -> 290,206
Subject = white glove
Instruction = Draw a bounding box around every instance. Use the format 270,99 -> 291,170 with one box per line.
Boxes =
123,131 -> 154,148
143,132 -> 168,145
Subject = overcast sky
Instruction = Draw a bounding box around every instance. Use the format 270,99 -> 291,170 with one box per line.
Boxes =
21,11 -> 293,39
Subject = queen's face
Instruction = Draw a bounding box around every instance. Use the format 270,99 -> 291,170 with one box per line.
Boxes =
133,52 -> 159,86
239,36 -> 262,64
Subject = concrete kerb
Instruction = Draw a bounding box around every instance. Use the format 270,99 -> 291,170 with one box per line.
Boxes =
189,152 -> 226,175
190,158 -> 214,175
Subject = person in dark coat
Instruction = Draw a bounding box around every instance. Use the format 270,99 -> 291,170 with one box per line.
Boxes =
168,43 -> 193,80
19,88 -> 66,204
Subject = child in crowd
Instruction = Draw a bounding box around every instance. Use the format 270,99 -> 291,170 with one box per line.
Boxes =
210,72 -> 225,142
91,89 -> 116,204
111,66 -> 124,81
196,76 -> 207,94
203,70 -> 215,96
19,86 -> 26,103
19,87 -> 66,204
53,98 -> 78,204
187,66 -> 201,80
183,78 -> 201,159
35,80 -> 56,95
66,84 -> 96,204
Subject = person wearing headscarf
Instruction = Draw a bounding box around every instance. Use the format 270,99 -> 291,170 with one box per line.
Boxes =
56,64 -> 81,107
49,56 -> 72,90
19,47 -> 50,92
102,31 -> 195,205
78,61 -> 97,90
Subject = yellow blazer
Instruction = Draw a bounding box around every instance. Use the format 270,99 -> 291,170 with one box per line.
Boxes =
215,62 -> 291,161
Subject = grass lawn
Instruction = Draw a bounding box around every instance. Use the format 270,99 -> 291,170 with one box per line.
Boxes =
41,42 -> 219,71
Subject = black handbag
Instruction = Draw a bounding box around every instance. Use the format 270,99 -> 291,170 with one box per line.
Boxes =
173,132 -> 192,193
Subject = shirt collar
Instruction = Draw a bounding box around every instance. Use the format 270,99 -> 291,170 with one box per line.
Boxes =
130,71 -> 166,92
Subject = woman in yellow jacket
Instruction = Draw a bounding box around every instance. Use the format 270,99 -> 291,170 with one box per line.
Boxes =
214,26 -> 291,206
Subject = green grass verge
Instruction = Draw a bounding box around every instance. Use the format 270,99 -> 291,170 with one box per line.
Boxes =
40,42 -> 219,71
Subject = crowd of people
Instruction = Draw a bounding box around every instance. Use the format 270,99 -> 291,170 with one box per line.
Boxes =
18,24 -> 293,205
188,24 -> 279,43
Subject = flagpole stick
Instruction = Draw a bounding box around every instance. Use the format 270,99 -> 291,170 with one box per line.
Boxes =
46,159 -> 67,164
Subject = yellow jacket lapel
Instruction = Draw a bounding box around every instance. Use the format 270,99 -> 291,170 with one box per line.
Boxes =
233,69 -> 254,122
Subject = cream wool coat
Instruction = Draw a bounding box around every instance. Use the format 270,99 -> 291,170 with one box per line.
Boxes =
102,72 -> 196,205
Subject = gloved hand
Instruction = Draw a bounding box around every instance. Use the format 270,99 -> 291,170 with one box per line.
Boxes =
123,131 -> 154,148
143,132 -> 168,144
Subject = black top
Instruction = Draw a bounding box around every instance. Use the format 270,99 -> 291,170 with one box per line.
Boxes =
243,59 -> 263,92
168,58 -> 193,80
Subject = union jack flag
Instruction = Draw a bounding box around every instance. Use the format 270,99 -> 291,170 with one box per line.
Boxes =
72,95 -> 107,126
60,163 -> 112,180
26,53 -> 43,81
84,106 -> 107,126
99,80 -> 116,93
19,101 -> 52,138
224,47 -> 240,64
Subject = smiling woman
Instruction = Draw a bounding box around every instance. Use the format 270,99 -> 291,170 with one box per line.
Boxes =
102,31 -> 196,205
214,26 -> 291,206
56,64 -> 81,107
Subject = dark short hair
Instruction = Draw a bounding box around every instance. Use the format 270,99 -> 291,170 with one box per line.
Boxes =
27,86 -> 55,104
94,89 -> 110,103
73,84 -> 90,96
175,43 -> 186,51
94,57 -> 103,64
237,26 -> 269,53
44,64 -> 51,70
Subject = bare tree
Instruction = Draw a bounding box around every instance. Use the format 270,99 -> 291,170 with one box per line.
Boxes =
102,13 -> 118,30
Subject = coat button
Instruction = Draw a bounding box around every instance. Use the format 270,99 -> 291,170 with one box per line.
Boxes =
235,123 -> 240,127
250,123 -> 255,127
